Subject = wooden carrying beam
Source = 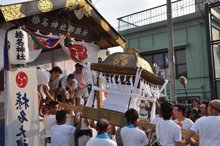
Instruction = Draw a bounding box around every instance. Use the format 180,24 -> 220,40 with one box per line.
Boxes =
42,99 -> 83,112
82,107 -> 200,141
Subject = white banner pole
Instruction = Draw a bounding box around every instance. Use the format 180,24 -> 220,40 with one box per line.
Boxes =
4,70 -> 8,146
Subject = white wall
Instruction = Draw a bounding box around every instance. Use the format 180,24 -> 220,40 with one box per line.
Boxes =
27,48 -> 77,77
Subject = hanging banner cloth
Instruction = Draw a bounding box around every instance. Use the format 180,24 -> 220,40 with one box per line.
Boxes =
23,28 -> 64,49
5,67 -> 39,146
59,39 -> 100,65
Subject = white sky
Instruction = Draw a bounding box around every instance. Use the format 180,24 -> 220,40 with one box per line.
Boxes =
94,0 -> 169,53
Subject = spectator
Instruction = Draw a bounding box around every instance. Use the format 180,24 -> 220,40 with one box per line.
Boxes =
189,98 -> 201,122
185,100 -> 220,146
192,98 -> 200,108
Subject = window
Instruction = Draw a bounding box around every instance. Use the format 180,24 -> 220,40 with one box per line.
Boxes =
142,49 -> 187,79
175,49 -> 187,79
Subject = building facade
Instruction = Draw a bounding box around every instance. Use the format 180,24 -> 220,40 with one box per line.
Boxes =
118,0 -> 220,101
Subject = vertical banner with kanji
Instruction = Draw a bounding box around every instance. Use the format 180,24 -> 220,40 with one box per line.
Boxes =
5,67 -> 39,146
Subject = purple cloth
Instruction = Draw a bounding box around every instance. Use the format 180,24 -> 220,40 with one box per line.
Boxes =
0,124 -> 5,146
45,39 -> 60,47
4,30 -> 9,71
33,32 -> 61,40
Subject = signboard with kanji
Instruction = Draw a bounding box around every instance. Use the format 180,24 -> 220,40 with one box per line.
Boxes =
5,67 -> 39,146
27,14 -> 91,39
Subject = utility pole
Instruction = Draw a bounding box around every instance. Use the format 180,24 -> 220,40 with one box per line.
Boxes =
167,0 -> 177,103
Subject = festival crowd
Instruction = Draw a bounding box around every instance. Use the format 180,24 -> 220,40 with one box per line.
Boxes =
37,64 -> 220,146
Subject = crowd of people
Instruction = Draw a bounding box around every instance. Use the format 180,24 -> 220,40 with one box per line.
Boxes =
42,99 -> 220,146
37,64 -> 220,146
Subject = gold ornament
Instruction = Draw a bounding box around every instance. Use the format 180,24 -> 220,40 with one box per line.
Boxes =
101,20 -> 110,32
38,0 -> 53,12
77,0 -> 92,16
116,36 -> 126,49
113,58 -> 120,65
65,0 -> 77,7
120,54 -> 127,60
0,4 -> 26,21
121,59 -> 129,66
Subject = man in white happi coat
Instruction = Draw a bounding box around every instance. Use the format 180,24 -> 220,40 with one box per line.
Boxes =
185,100 -> 220,146
73,63 -> 90,107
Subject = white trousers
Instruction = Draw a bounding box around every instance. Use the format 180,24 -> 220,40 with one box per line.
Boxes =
76,88 -> 89,98
78,135 -> 91,146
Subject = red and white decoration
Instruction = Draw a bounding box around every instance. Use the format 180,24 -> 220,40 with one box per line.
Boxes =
60,39 -> 109,66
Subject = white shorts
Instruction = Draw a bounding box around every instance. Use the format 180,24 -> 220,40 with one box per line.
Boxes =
78,135 -> 91,146
76,88 -> 89,98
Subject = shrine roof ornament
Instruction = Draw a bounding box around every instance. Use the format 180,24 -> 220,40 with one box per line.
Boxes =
0,0 -> 126,49
91,48 -> 166,85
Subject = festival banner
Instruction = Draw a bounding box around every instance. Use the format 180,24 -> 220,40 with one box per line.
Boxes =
5,67 -> 39,146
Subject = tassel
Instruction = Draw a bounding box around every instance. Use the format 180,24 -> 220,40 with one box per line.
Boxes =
112,75 -> 117,89
129,75 -> 133,90
123,75 -> 127,84
117,75 -> 121,84
108,74 -> 112,88
102,74 -> 107,88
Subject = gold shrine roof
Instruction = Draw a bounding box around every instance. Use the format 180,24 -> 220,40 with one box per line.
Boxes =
91,50 -> 166,85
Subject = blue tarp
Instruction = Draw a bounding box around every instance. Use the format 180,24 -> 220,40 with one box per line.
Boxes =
0,124 -> 5,146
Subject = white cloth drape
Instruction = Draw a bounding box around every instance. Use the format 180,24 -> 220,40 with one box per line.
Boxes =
60,40 -> 109,66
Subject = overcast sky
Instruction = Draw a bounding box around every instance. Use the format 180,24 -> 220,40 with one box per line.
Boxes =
94,0 -> 170,53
